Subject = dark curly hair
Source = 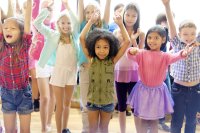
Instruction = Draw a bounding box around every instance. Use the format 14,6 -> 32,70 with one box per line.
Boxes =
85,28 -> 120,59
144,25 -> 167,50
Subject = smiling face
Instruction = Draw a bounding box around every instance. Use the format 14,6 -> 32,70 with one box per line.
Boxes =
179,27 -> 196,44
57,15 -> 72,35
95,39 -> 110,60
123,8 -> 138,28
3,19 -> 21,44
147,32 -> 166,51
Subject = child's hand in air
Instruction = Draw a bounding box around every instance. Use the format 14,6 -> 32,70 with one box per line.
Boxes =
113,12 -> 123,27
90,10 -> 100,24
131,28 -> 141,47
161,0 -> 170,6
41,0 -> 54,11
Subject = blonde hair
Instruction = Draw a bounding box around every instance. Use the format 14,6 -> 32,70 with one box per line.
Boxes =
56,11 -> 72,44
179,20 -> 197,32
84,1 -> 103,28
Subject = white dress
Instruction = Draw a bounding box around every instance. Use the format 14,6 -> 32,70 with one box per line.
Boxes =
50,42 -> 77,87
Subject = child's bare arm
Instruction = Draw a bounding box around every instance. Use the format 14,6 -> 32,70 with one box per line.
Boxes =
16,0 -> 22,15
162,0 -> 177,39
113,13 -> 130,64
7,0 -> 15,17
78,0 -> 84,23
24,0 -> 32,34
103,0 -> 111,24
79,10 -> 100,60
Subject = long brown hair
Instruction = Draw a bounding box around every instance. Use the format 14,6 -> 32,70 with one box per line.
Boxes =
0,17 -> 24,63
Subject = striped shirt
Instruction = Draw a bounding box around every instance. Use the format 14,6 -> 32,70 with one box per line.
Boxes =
170,36 -> 200,82
0,34 -> 32,90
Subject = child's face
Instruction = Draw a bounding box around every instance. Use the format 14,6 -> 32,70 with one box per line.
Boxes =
147,32 -> 165,51
85,5 -> 100,22
3,19 -> 21,44
124,9 -> 138,28
179,27 -> 196,44
95,39 -> 110,60
57,15 -> 72,35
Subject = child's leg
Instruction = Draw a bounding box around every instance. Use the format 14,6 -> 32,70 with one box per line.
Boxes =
37,77 -> 51,132
88,110 -> 99,133
3,113 -> 16,133
62,85 -> 74,130
53,85 -> 64,133
134,116 -> 141,133
47,85 -> 55,129
19,114 -> 31,133
30,68 -> 39,101
138,119 -> 150,133
149,120 -> 158,133
99,111 -> 112,133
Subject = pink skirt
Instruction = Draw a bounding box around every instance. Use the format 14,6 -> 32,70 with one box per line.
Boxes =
127,81 -> 174,120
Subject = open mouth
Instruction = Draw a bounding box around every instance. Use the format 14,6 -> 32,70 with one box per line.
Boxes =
6,35 -> 12,38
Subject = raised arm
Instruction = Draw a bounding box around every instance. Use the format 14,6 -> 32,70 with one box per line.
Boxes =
62,0 -> 79,34
103,0 -> 111,24
24,0 -> 32,34
113,13 -> 130,64
78,0 -> 84,23
79,10 -> 100,60
16,0 -> 22,15
162,0 -> 177,39
7,0 -> 15,17
131,28 -> 145,49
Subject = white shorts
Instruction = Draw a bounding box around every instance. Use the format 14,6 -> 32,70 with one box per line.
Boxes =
50,66 -> 77,87
36,62 -> 53,78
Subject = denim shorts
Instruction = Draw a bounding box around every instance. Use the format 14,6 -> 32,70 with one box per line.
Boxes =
86,102 -> 114,113
1,85 -> 33,114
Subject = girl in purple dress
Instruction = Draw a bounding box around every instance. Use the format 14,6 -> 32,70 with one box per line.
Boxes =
126,25 -> 193,133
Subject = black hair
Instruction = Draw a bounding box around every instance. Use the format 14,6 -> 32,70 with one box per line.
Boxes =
123,2 -> 140,33
144,25 -> 168,50
155,13 -> 167,25
114,3 -> 124,12
85,28 -> 120,59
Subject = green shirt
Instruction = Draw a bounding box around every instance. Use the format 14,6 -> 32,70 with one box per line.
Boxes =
88,58 -> 114,105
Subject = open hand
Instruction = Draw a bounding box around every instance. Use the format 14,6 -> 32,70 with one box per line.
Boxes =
161,0 -> 170,6
113,12 -> 123,26
90,10 -> 100,24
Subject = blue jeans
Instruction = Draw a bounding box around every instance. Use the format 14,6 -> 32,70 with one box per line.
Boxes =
171,82 -> 200,133
1,85 -> 33,114
87,102 -> 114,113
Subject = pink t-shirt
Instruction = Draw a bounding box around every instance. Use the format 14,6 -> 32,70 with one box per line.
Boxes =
127,49 -> 183,87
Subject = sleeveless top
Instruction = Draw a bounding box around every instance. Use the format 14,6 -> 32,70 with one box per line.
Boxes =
87,58 -> 114,105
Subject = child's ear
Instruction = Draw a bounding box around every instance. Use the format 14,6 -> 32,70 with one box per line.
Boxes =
162,37 -> 166,43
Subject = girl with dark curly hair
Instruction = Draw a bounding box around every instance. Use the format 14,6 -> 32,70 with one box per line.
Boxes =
79,11 -> 130,133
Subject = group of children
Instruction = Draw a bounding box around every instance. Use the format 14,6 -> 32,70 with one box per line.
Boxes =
0,0 -> 199,133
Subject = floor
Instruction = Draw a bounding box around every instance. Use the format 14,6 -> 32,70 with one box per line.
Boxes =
0,108 -> 200,133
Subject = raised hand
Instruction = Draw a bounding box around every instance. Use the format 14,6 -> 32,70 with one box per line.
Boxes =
131,28 -> 141,41
62,0 -> 68,4
41,0 -> 54,11
161,0 -> 170,6
89,10 -> 100,24
113,12 -> 123,27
